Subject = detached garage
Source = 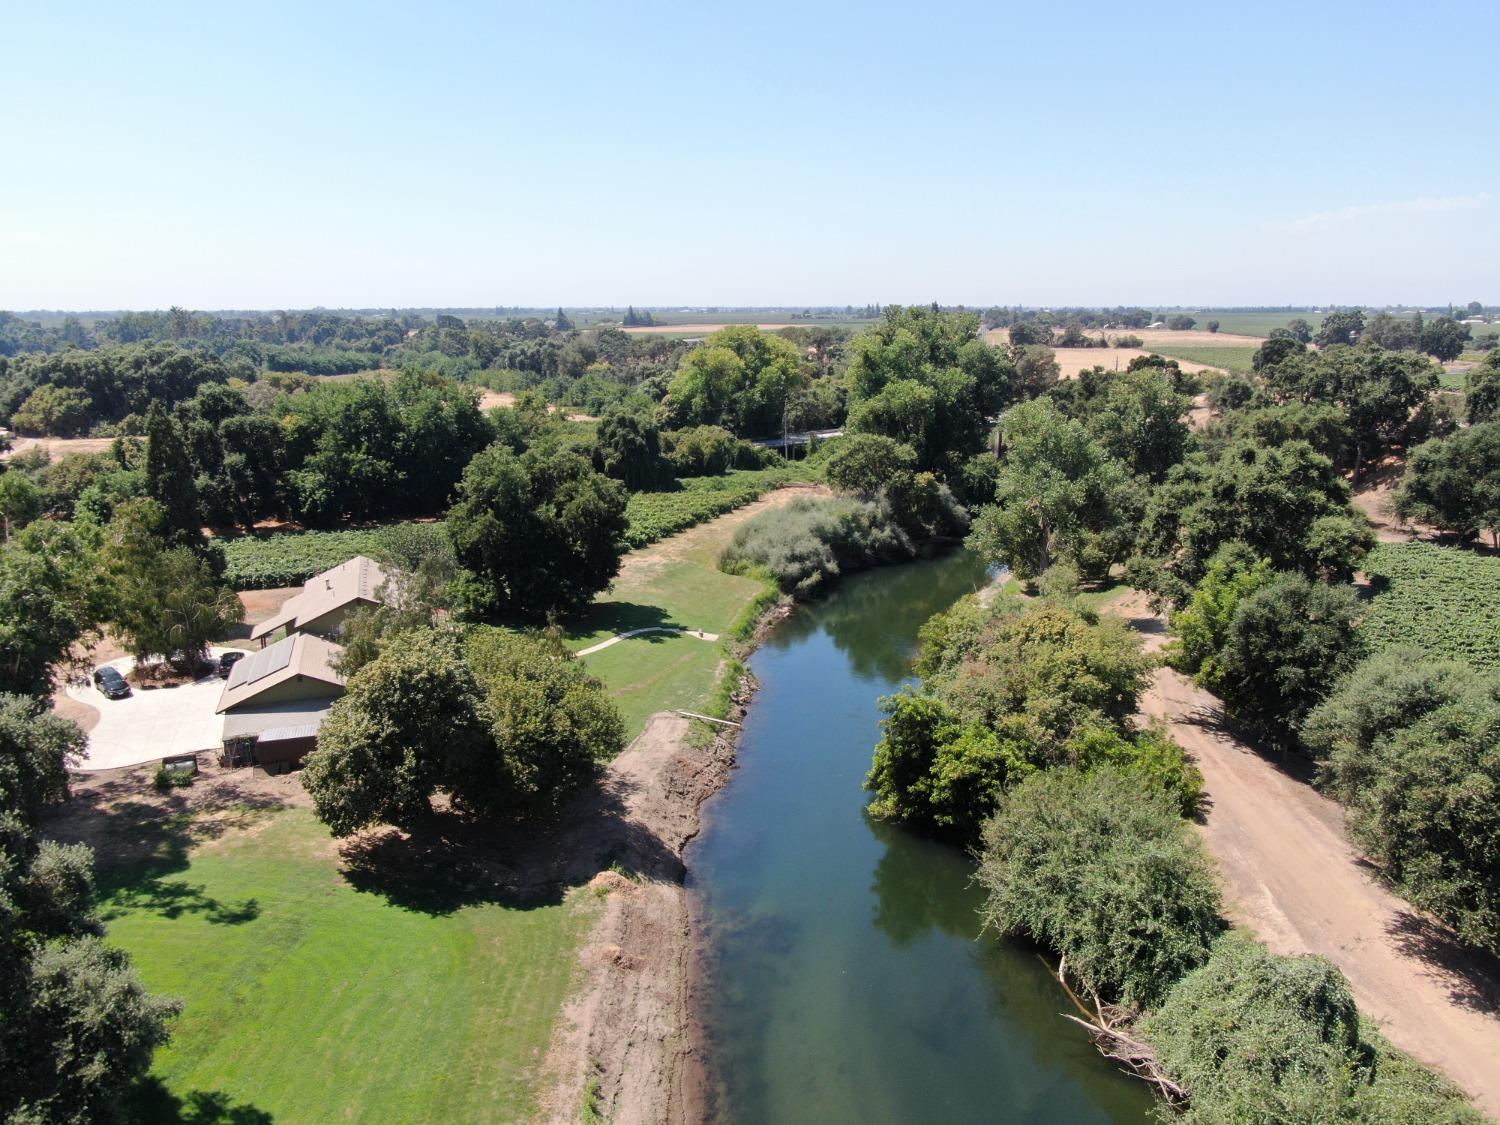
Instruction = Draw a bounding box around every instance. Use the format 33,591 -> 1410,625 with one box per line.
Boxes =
216,633 -> 346,770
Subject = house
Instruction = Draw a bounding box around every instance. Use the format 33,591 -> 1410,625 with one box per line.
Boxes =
250,555 -> 386,645
217,633 -> 346,769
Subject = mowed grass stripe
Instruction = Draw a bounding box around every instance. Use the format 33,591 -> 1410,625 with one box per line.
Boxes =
107,810 -> 589,1124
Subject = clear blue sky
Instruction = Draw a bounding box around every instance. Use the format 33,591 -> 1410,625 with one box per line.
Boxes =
2,0 -> 1493,310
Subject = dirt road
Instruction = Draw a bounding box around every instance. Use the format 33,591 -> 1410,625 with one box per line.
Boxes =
1114,596 -> 1500,1115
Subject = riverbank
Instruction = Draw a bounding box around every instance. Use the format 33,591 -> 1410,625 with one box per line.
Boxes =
535,513 -> 984,1122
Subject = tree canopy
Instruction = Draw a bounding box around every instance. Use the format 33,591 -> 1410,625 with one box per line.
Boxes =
447,443 -> 628,621
966,398 -> 1136,581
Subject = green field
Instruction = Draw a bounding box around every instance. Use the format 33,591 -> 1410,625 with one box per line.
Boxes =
1178,311 -> 1321,337
97,801 -> 591,1124
1361,542 -> 1500,669
1147,344 -> 1260,376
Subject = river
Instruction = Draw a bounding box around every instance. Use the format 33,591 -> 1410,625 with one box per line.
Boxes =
687,549 -> 1154,1124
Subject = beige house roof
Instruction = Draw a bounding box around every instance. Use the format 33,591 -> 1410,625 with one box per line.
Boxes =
250,555 -> 387,641
216,633 -> 345,714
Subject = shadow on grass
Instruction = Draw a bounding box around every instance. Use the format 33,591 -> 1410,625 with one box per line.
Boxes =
74,789 -> 286,927
127,1079 -> 274,1123
339,769 -> 684,917
567,600 -> 683,641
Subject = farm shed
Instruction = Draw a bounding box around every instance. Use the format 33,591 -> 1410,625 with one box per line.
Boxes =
217,633 -> 345,770
250,555 -> 386,644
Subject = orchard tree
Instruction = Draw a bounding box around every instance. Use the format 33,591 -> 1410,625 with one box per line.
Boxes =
1259,347 -> 1438,477
824,433 -> 918,497
0,520 -> 103,697
1314,309 -> 1365,348
448,443 -> 628,620
1131,441 -> 1372,605
1395,423 -> 1500,545
0,693 -> 85,824
1467,352 -> 1500,423
1212,574 -> 1363,743
1084,368 -> 1191,482
457,630 -> 625,817
101,500 -> 242,670
1364,310 -> 1419,351
0,816 -> 179,1123
591,408 -> 670,490
143,401 -> 201,546
1011,344 -> 1060,401
0,471 -> 42,542
664,326 -> 804,436
845,305 -> 1011,470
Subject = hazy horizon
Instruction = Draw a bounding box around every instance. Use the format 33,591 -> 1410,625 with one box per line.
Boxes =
3,1 -> 1493,309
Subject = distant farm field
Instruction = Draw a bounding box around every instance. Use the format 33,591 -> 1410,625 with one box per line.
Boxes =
1361,542 -> 1500,669
1140,344 -> 1260,376
1178,312 -> 1322,337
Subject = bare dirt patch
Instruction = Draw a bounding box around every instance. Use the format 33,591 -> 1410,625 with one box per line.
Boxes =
1106,599 -> 1500,1114
1,435 -> 119,461
476,389 -> 597,422
1051,347 -> 1227,379
45,758 -> 305,864
238,586 -> 299,629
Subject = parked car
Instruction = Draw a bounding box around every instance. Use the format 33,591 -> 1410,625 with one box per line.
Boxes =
218,651 -> 247,679
93,667 -> 131,700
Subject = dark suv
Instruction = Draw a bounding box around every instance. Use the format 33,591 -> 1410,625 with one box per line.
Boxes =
218,650 -> 247,679
93,667 -> 131,700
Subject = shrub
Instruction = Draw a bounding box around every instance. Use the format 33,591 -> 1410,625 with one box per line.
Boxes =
1144,933 -> 1482,1123
977,767 -> 1223,1008
1304,650 -> 1500,951
719,495 -> 914,595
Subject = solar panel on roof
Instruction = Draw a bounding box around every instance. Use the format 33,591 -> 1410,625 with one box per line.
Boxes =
225,637 -> 295,689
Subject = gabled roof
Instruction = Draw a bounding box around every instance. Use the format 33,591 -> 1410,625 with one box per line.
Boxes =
250,555 -> 387,641
216,633 -> 345,713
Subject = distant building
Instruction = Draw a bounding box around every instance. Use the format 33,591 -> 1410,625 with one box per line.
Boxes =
217,633 -> 346,770
250,555 -> 386,645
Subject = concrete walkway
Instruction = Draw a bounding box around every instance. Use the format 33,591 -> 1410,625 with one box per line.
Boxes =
64,649 -> 238,771
576,628 -> 719,658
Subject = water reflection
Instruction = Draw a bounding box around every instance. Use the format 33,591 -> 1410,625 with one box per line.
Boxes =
691,552 -> 1152,1125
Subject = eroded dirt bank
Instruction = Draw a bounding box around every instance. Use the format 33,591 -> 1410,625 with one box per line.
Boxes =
535,708 -> 743,1124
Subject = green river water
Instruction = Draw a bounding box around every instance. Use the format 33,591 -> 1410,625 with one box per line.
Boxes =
687,550 -> 1154,1124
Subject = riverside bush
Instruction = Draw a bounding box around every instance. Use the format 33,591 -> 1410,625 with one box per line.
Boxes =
719,495 -> 914,595
1144,933 -> 1482,1123
977,767 -> 1223,1009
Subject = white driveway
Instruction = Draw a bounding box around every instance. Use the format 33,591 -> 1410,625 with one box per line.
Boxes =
65,649 -> 239,771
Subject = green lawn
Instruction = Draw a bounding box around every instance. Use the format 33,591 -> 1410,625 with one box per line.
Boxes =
566,506 -> 780,739
101,803 -> 591,1124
